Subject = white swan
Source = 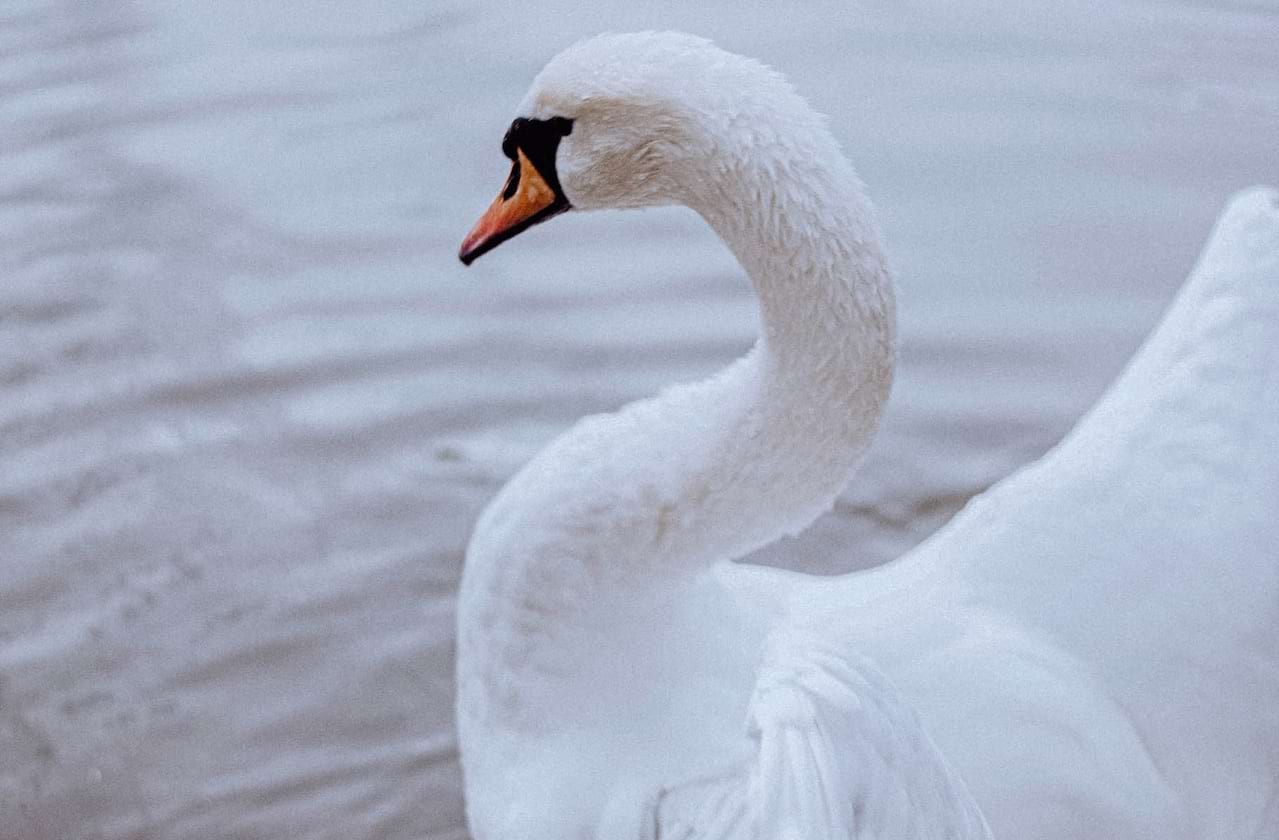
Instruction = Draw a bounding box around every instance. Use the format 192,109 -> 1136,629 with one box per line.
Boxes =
454,32 -> 1279,840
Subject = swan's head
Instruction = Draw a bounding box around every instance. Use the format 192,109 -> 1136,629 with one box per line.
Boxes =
459,31 -> 815,264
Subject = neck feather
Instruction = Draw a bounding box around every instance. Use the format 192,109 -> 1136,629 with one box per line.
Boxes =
457,128 -> 895,735
676,128 -> 897,560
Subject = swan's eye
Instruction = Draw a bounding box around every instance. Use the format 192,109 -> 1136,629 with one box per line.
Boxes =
502,117 -> 574,164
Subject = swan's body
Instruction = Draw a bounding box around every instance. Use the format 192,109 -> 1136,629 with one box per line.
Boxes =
455,32 -> 1279,840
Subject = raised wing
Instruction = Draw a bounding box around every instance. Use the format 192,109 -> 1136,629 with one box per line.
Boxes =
899,187 -> 1279,836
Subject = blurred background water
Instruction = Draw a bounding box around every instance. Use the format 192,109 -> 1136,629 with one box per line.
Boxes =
1,1 -> 1276,837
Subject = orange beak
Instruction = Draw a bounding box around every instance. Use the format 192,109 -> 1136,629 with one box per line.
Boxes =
459,148 -> 569,265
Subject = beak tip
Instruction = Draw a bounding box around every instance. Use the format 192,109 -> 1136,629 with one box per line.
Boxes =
458,234 -> 484,266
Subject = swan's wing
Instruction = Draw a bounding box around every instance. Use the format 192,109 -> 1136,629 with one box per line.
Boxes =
899,188 -> 1279,824
913,187 -> 1279,654
634,634 -> 991,840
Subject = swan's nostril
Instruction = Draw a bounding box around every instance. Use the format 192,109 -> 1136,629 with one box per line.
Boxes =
502,160 -> 521,201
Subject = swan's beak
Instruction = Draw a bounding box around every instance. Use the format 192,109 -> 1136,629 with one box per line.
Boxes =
459,148 -> 569,265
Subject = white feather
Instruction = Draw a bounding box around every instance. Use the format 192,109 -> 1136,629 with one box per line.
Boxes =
454,31 -> 1279,840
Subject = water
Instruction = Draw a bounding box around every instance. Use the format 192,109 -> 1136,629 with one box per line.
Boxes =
1,1 -> 1276,837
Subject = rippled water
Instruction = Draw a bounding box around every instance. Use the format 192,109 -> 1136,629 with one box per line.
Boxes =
2,1 -> 1276,837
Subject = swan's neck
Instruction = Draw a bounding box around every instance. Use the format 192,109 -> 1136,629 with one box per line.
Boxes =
667,135 -> 898,562
457,134 -> 895,741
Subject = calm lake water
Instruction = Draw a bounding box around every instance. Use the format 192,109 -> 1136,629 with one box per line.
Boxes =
1,1 -> 1276,837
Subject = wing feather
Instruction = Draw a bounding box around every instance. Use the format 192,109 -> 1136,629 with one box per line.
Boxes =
649,633 -> 992,840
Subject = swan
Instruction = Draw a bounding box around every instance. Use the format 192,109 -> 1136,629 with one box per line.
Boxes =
454,31 -> 1279,840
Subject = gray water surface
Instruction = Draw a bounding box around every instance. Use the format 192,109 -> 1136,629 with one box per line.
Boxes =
2,1 -> 1277,838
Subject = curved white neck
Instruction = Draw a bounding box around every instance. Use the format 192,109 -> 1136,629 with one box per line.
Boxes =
459,131 -> 894,696
655,131 -> 898,567
456,122 -> 898,838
